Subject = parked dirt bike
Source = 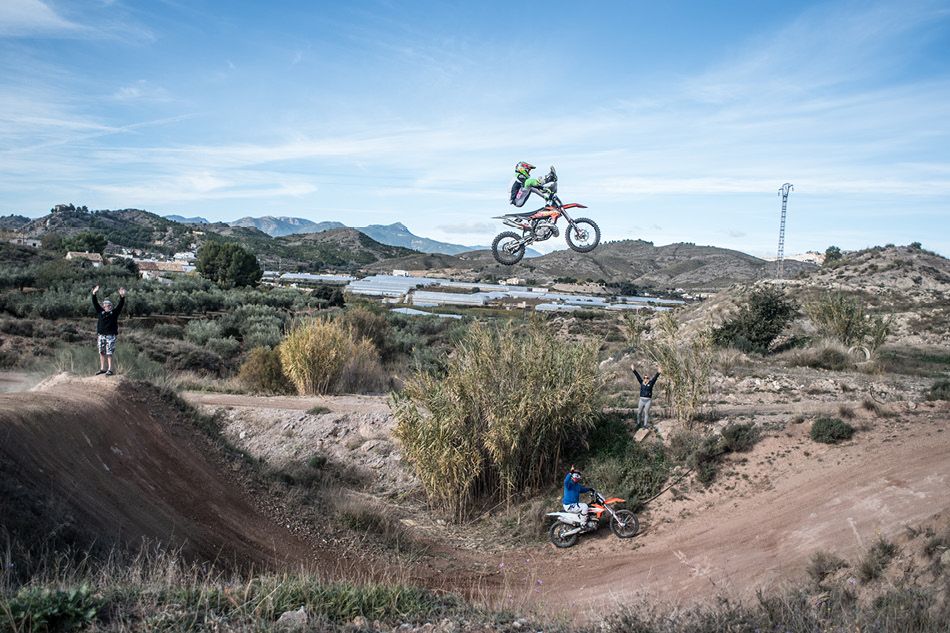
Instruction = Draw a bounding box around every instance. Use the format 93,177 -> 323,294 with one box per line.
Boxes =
547,490 -> 639,548
491,166 -> 601,265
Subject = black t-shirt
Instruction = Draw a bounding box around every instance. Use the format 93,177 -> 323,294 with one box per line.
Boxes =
93,295 -> 125,335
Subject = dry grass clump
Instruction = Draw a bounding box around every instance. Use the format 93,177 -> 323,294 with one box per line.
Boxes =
278,319 -> 384,395
238,346 -> 294,394
642,313 -> 713,427
807,550 -> 849,585
392,322 -> 603,522
782,338 -> 852,371
858,537 -> 898,583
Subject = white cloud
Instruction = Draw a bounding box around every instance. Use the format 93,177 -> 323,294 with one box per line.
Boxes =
0,0 -> 78,37
112,80 -> 171,102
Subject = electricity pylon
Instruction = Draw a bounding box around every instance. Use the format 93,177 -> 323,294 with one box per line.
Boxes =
776,183 -> 793,278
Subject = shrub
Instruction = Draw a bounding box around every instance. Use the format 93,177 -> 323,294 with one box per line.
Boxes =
824,245 -> 843,264
643,313 -> 713,427
151,323 -> 184,339
4,584 -> 101,631
926,379 -> 950,401
334,338 -> 388,393
206,336 -> 241,359
810,417 -> 855,444
838,404 -> 855,419
584,442 -> 669,510
720,422 -> 759,452
712,287 -> 798,353
392,322 -> 603,521
238,346 -> 293,394
279,318 -> 360,395
339,305 -> 390,356
858,537 -> 898,583
783,339 -> 851,371
807,550 -> 848,585
666,430 -> 703,463
688,435 -> 724,485
185,319 -> 222,345
806,293 -> 892,350
307,406 -> 331,416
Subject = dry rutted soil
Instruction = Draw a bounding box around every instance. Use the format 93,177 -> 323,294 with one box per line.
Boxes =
0,375 -> 314,568
529,400 -> 950,616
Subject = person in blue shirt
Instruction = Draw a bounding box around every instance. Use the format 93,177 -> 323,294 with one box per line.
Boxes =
562,465 -> 592,519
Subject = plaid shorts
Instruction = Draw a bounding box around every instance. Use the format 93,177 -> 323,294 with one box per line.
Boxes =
97,334 -> 117,356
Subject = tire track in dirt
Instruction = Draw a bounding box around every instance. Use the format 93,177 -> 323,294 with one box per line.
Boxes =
527,408 -> 950,617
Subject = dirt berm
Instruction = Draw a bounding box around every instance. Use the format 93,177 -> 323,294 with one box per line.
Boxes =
0,374 -> 312,568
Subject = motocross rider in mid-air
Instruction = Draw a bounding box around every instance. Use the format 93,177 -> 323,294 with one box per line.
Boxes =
562,465 -> 592,522
509,161 -> 553,208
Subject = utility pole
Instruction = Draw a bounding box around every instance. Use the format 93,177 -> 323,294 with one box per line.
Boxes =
776,183 -> 793,278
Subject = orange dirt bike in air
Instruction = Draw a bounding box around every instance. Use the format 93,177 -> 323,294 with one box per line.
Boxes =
547,489 -> 639,548
492,166 -> 601,265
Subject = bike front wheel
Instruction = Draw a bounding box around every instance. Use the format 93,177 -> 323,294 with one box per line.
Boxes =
610,510 -> 639,538
565,218 -> 601,253
492,231 -> 526,265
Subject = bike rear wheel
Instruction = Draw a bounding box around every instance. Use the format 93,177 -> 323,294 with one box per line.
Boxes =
565,218 -> 600,253
549,521 -> 579,548
492,231 -> 526,265
610,510 -> 639,538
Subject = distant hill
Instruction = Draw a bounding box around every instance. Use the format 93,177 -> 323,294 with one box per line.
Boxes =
0,214 -> 31,231
11,205 -> 416,271
164,214 -> 209,225
196,214 -> 526,256
369,239 -> 816,290
228,216 -> 345,237
19,206 -> 195,253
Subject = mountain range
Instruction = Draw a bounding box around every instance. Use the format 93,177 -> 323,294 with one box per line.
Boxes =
162,214 -> 540,257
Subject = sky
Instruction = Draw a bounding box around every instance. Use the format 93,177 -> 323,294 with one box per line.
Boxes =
1,0 -> 949,257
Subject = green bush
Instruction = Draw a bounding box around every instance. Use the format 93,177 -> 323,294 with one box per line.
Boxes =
585,442 -> 669,510
806,292 -> 892,350
688,435 -> 724,485
5,584 -> 101,631
206,336 -> 241,359
720,422 -> 759,452
238,346 -> 293,394
926,379 -> 950,401
712,287 -> 798,353
151,323 -> 184,339
810,417 -> 855,444
185,319 -> 222,345
393,322 -> 603,522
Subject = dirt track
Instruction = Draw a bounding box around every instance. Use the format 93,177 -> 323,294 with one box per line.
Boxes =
0,375 -> 313,568
528,403 -> 950,616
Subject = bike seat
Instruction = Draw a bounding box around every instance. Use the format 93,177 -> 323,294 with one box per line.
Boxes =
503,210 -> 538,218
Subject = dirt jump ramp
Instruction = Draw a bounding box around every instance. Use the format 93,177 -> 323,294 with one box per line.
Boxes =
0,374 -> 311,568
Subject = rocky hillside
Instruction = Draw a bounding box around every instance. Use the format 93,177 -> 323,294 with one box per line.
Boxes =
370,239 -> 815,291
8,205 -> 417,271
677,244 -> 950,347
229,216 -> 345,237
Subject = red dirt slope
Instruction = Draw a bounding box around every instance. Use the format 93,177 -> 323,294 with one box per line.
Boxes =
0,374 -> 311,568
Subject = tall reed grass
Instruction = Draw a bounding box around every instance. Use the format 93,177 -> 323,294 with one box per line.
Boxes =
392,322 -> 604,522
642,313 -> 712,427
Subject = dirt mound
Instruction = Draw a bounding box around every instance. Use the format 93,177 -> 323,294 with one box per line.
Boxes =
0,374 -> 311,568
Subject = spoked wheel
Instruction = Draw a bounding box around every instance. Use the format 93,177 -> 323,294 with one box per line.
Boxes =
610,510 -> 639,538
549,521 -> 579,548
492,231 -> 526,265
565,218 -> 601,253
